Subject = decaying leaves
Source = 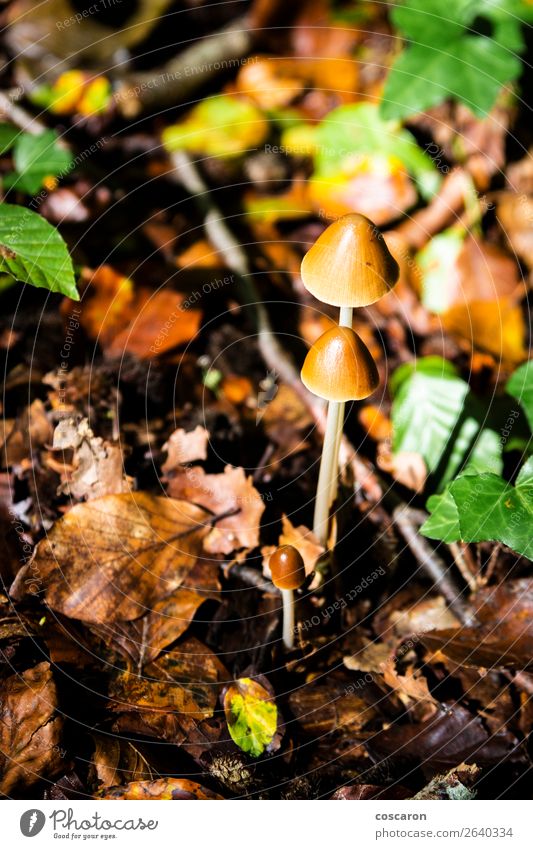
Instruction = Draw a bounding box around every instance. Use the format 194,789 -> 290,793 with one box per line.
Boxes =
10,492 -> 213,623
100,778 -> 223,799
0,663 -> 63,795
167,465 -> 265,554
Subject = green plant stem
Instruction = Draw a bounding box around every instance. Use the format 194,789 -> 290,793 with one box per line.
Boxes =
313,306 -> 353,546
281,589 -> 295,650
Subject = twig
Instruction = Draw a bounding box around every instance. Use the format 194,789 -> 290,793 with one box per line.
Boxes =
392,504 -> 474,625
0,91 -> 47,135
449,541 -> 479,592
395,169 -> 469,250
228,562 -> 277,595
115,16 -> 253,117
171,150 -> 381,503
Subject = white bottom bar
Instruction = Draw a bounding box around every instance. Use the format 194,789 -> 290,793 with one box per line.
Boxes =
2,799 -> 531,848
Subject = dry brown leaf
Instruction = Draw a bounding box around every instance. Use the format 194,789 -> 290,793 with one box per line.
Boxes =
377,444 -> 427,492
167,465 -> 265,555
262,514 -> 324,578
162,425 -> 209,473
344,641 -> 391,674
90,735 -> 153,791
108,289 -> 201,359
381,658 -> 439,713
78,267 -> 202,358
358,405 -> 392,442
78,266 -> 136,348
0,399 -> 53,468
94,559 -> 221,667
0,662 -> 63,795
442,297 -> 527,364
53,417 -> 130,500
100,777 -> 223,799
10,492 -> 214,623
109,637 -> 228,719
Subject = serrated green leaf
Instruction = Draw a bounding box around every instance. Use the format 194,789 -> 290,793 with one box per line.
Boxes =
224,677 -> 277,758
314,103 -> 440,199
0,203 -> 78,299
9,130 -> 73,194
506,360 -> 533,431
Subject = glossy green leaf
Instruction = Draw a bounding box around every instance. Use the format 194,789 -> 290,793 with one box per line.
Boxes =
390,357 -> 501,490
0,203 -> 78,299
506,360 -> 533,432
422,458 -> 533,559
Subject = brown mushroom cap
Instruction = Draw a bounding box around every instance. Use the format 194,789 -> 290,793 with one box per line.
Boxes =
300,213 -> 399,307
301,326 -> 379,401
269,545 -> 306,591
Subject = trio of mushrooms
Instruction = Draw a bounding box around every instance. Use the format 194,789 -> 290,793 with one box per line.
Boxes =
270,213 -> 399,649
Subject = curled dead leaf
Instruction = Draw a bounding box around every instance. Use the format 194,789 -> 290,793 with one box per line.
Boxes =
162,425 -> 209,473
167,465 -> 265,555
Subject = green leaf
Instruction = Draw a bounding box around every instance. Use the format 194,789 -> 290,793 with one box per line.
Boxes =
223,677 -> 277,758
0,123 -> 20,155
422,459 -> 533,559
381,0 -> 525,120
421,489 -> 461,542
162,95 -> 268,159
390,356 -> 502,489
416,228 -> 465,314
7,130 -> 73,194
451,472 -> 533,558
314,103 -> 440,199
506,360 -> 533,431
0,203 -> 78,299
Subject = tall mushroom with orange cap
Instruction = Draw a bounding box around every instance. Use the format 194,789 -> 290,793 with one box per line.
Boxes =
300,214 -> 398,546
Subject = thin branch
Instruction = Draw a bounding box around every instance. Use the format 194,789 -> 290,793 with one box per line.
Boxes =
392,504 -> 474,626
115,16 -> 253,117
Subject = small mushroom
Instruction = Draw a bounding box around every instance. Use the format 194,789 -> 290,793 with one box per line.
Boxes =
299,213 -> 398,547
269,545 -> 305,650
301,326 -> 379,544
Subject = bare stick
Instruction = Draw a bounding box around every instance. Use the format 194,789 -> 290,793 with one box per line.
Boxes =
116,17 -> 253,117
392,504 -> 474,626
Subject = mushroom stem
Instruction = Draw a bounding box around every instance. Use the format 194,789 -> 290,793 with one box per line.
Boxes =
281,588 -> 295,649
312,306 -> 353,547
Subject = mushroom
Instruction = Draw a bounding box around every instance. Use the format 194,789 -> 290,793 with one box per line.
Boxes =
300,213 -> 398,546
301,326 -> 379,544
269,545 -> 305,650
